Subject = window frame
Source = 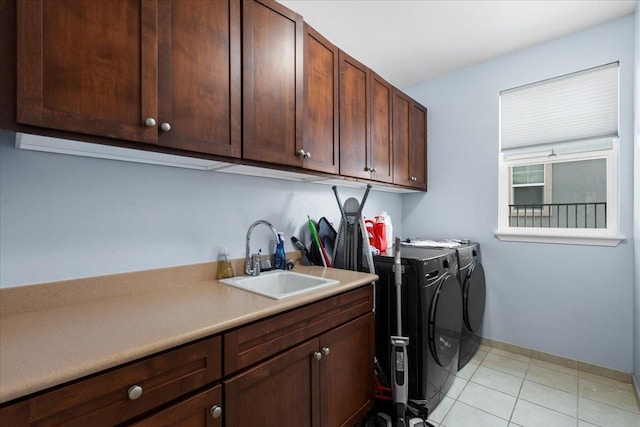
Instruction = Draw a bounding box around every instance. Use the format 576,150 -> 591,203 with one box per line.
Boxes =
509,163 -> 552,218
496,138 -> 622,246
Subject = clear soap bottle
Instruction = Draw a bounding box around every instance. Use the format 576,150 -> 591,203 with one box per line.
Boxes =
216,246 -> 234,279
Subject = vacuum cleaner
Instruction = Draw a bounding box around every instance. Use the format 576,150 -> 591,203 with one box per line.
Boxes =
366,237 -> 431,427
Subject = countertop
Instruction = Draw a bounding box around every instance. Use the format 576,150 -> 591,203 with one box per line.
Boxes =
0,263 -> 377,404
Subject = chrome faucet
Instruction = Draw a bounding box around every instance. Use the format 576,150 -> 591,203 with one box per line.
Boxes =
245,220 -> 279,276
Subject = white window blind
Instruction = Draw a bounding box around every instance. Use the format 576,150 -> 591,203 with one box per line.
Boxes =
500,63 -> 619,150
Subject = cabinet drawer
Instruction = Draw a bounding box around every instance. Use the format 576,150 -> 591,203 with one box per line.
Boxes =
224,285 -> 373,375
130,385 -> 223,427
27,335 -> 221,427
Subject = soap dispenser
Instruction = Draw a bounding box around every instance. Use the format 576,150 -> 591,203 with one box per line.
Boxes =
275,232 -> 286,270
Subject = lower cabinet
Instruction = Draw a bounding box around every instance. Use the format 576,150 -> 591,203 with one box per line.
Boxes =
320,313 -> 374,427
130,386 -> 223,427
0,286 -> 374,427
225,312 -> 374,427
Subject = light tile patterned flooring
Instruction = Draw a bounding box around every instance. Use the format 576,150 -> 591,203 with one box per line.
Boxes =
427,345 -> 640,427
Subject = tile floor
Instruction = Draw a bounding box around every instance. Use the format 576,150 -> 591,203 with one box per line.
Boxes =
426,345 -> 640,427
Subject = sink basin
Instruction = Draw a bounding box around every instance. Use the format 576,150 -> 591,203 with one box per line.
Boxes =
219,270 -> 339,300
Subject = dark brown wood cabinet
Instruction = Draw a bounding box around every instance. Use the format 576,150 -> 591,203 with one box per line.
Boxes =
393,90 -> 428,190
225,286 -> 374,427
339,52 -> 393,183
225,314 -> 374,427
303,23 -> 339,174
242,0 -> 303,166
157,0 -> 241,157
130,386 -> 223,427
339,51 -> 371,180
6,0 -> 429,191
225,339 -> 320,427
369,72 -> 394,183
0,286 -> 374,426
319,312 -> 375,427
17,0 -> 241,157
17,0 -> 158,144
0,335 -> 222,427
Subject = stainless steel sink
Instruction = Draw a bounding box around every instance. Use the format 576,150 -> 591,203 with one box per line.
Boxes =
219,270 -> 339,299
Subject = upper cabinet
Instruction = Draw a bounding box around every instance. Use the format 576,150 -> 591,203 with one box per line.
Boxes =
369,72 -> 393,184
17,0 -> 158,144
393,90 -> 428,190
242,0 -> 303,167
157,0 -> 241,157
339,51 -> 370,180
17,0 -> 241,157
10,0 -> 428,191
338,52 -> 393,183
302,23 -> 339,175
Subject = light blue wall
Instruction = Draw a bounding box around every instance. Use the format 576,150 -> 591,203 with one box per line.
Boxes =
633,0 -> 640,390
404,16 -> 635,372
0,131 -> 402,287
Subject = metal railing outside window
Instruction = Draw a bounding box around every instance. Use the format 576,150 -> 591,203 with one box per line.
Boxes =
508,202 -> 606,229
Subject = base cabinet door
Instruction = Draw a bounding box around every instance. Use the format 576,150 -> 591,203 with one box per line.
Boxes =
130,386 -> 223,427
224,339 -> 321,427
320,313 -> 375,427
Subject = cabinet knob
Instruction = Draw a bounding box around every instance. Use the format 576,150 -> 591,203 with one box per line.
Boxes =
370,167 -> 377,173
304,151 -> 311,159
210,405 -> 223,419
144,117 -> 156,127
411,176 -> 417,182
313,351 -> 322,360
297,149 -> 307,158
127,385 -> 143,400
160,122 -> 171,132
321,346 -> 330,356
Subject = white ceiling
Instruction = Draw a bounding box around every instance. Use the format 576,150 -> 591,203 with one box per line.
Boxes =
278,0 -> 637,88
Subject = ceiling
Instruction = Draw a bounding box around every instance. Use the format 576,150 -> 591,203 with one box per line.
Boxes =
278,0 -> 637,89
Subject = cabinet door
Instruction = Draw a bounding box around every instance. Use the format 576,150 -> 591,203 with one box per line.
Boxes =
157,0 -> 241,157
339,50 -> 370,180
410,102 -> 428,190
393,90 -> 427,190
303,23 -> 339,174
130,386 -> 222,427
225,339 -> 321,427
319,313 -> 375,427
242,0 -> 303,166
369,72 -> 393,183
17,0 -> 158,143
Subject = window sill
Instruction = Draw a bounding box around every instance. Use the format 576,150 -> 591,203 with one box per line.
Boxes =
495,231 -> 625,247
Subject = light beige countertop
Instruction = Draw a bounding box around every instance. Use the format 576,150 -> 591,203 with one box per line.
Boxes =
0,261 -> 377,404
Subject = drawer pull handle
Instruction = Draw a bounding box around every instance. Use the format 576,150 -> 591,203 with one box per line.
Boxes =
313,351 -> 322,361
322,346 -> 330,356
127,385 -> 143,400
210,405 -> 223,419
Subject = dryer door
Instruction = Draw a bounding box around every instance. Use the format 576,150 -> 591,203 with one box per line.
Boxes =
428,273 -> 463,367
463,262 -> 486,332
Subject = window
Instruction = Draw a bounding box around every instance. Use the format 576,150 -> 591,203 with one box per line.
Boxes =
497,63 -> 622,246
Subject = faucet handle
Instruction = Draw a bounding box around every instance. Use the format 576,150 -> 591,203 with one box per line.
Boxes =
250,253 -> 261,276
